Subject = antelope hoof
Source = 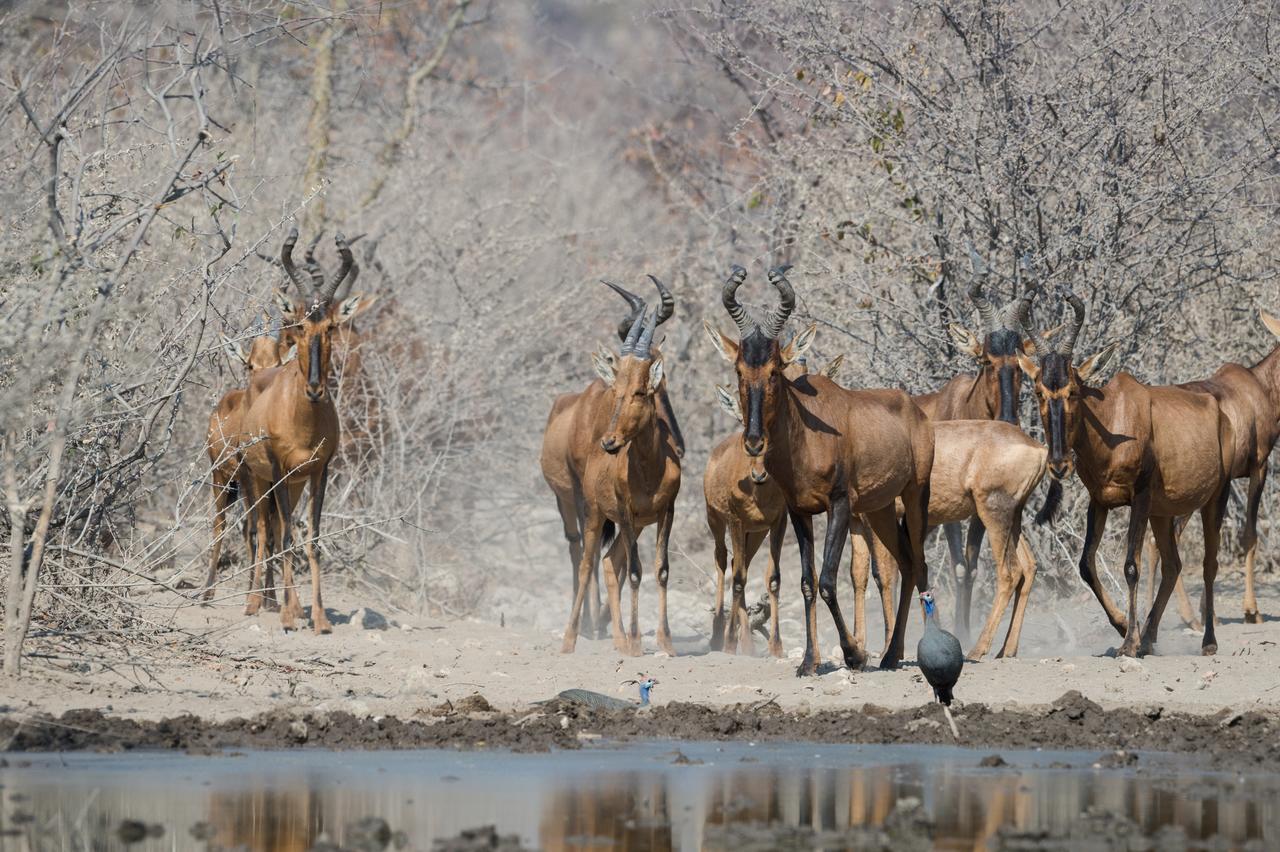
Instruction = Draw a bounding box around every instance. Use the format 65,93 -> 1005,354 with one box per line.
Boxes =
627,636 -> 643,657
1245,610 -> 1261,624
1118,638 -> 1141,658
264,598 -> 282,613
281,616 -> 297,632
1201,641 -> 1218,656
560,635 -> 578,654
878,653 -> 901,671
709,615 -> 726,651
244,599 -> 261,617
314,621 -> 332,635
201,588 -> 215,603
768,640 -> 784,659
843,647 -> 866,671
657,634 -> 676,657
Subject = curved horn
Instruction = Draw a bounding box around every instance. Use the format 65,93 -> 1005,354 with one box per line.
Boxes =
1059,288 -> 1086,357
602,280 -> 645,342
636,304 -> 660,356
323,232 -> 355,304
621,305 -> 646,355
280,227 -> 311,298
647,274 -> 674,326
1002,253 -> 1038,330
304,231 -> 326,289
965,244 -> 996,333
722,265 -> 751,333
761,265 -> 795,339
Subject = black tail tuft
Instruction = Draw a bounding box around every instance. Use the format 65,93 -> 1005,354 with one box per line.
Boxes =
1034,479 -> 1063,526
602,520 -> 616,550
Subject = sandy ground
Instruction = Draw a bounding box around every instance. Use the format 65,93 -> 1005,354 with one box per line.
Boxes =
4,565 -> 1279,725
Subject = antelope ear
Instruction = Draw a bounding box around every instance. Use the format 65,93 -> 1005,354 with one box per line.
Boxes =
221,333 -> 249,366
822,353 -> 845,381
280,344 -> 298,365
648,358 -> 665,392
273,289 -> 299,322
781,322 -> 817,365
1077,341 -> 1120,383
592,351 -> 616,386
1261,311 -> 1280,341
948,324 -> 983,360
334,292 -> 376,325
715,384 -> 743,423
704,320 -> 738,363
1015,349 -> 1040,381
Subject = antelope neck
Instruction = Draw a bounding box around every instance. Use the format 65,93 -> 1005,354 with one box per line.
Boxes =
1251,346 -> 1280,419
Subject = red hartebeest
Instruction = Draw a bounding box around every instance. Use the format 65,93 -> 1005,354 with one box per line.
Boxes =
856,420 -> 1048,660
203,319 -> 291,601
1139,311 -> 1280,626
716,265 -> 934,672
703,332 -> 845,657
542,279 -> 683,639
910,253 -> 1059,638
1018,289 -> 1235,656
556,280 -> 682,655
239,229 -> 376,632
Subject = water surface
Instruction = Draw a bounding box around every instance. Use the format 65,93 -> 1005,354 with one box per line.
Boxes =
1,741 -> 1273,850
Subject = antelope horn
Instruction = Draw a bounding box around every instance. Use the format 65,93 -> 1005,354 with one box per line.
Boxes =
602,280 -> 645,342
722,265 -> 751,334
621,305 -> 647,355
322,232 -> 355,304
761,265 -> 795,339
1004,254 -> 1038,330
280,227 -> 312,298
965,244 -> 997,334
636,304 -> 659,356
647,274 -> 674,326
1059,288 -> 1087,357
336,234 -> 369,301
304,231 -> 326,289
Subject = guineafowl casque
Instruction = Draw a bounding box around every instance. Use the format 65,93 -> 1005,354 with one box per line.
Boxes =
536,675 -> 657,710
917,590 -> 963,706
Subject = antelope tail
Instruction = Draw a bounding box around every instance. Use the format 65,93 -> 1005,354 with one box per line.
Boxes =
1034,480 -> 1063,526
602,520 -> 617,550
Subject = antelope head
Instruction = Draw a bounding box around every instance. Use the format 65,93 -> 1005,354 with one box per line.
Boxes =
275,228 -> 377,403
1016,289 -> 1120,480
956,246 -> 1040,424
713,265 -> 814,460
593,276 -> 673,454
221,312 -> 291,374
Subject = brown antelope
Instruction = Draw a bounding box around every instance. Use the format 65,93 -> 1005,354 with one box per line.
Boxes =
556,279 -> 682,655
911,252 -> 1060,639
1138,311 -> 1280,626
202,318 -> 289,601
857,420 -> 1048,659
1018,289 -> 1235,656
703,334 -> 845,657
542,279 -> 682,639
238,228 -> 376,632
715,265 -> 934,672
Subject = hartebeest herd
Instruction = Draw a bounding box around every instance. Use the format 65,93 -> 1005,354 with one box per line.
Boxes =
204,232 -> 1279,674
541,261 -> 1280,673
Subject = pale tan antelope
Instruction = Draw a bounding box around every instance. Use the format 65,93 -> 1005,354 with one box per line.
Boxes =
715,265 -> 934,672
1019,289 -> 1234,656
858,420 -> 1048,660
238,229 -> 376,632
557,280 -> 682,655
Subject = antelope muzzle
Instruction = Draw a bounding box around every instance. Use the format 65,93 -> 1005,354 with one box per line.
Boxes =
600,434 -> 623,454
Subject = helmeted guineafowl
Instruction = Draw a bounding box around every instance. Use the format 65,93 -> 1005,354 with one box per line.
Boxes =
917,590 -> 963,706
536,675 -> 657,710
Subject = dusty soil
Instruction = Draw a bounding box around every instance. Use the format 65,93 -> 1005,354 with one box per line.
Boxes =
3,568 -> 1280,769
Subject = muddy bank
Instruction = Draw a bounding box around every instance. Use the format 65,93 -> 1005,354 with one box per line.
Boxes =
2,691 -> 1276,770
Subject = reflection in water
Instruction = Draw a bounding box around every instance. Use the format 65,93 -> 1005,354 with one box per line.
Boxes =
0,743 -> 1274,851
